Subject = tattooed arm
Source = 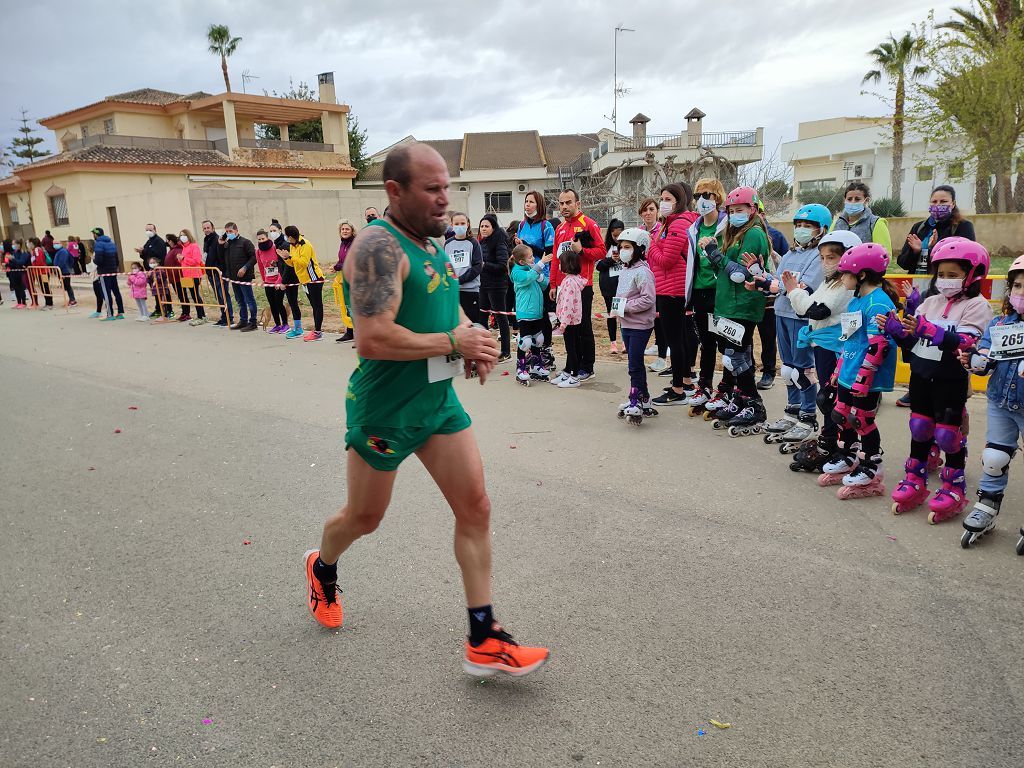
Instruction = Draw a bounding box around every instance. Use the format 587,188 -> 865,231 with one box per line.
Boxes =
344,226 -> 498,365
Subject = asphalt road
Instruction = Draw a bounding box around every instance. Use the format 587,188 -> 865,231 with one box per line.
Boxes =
1,308 -> 1022,768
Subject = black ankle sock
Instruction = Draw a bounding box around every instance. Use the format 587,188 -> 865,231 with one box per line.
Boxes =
467,604 -> 494,646
313,556 -> 337,584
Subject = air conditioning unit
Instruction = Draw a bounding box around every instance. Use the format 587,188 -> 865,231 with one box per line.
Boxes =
517,183 -> 527,193
458,185 -> 469,192
852,163 -> 873,179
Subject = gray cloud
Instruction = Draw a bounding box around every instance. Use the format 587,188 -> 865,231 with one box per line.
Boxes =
2,0 -> 960,164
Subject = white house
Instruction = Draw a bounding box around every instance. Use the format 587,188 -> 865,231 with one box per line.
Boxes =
782,117 -> 979,215
358,110 -> 764,227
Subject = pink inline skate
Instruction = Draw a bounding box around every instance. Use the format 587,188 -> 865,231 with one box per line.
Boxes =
837,460 -> 885,500
926,443 -> 943,473
818,452 -> 858,487
927,467 -> 968,523
891,458 -> 930,515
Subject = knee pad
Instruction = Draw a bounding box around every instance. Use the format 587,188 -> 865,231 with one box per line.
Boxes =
982,443 -> 1015,476
730,348 -> 752,376
934,423 -> 965,454
908,413 -> 936,443
854,411 -> 878,438
722,349 -> 734,372
832,399 -> 853,430
816,384 -> 835,412
517,334 -> 533,353
781,364 -> 798,386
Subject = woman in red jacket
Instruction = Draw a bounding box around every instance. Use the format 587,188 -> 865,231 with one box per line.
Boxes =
648,183 -> 699,406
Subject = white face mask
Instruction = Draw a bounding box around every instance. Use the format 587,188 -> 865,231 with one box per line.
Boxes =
696,197 -> 718,216
179,235 -> 189,244
658,200 -> 674,217
145,230 -> 155,239
269,230 -> 280,239
935,277 -> 964,297
619,246 -> 634,264
148,261 -> 158,269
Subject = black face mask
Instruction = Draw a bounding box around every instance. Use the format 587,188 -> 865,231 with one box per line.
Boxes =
365,215 -> 377,223
258,240 -> 273,251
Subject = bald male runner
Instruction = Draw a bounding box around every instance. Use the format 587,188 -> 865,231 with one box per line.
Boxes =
303,143 -> 550,678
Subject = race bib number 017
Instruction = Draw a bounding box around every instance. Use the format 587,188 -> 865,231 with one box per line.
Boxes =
427,352 -> 464,383
838,311 -> 862,342
715,317 -> 745,343
989,322 -> 1024,360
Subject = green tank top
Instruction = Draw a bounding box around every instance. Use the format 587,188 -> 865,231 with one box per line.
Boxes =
344,219 -> 461,427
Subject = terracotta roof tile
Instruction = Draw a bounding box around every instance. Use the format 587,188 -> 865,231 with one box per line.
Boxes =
462,131 -> 543,170
539,134 -> 599,168
104,88 -> 209,106
361,138 -> 462,182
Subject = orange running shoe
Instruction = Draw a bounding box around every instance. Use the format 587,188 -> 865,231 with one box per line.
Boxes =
463,625 -> 549,677
304,549 -> 342,628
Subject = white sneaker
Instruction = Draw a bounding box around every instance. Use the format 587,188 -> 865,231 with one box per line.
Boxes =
644,345 -> 658,356
549,371 -> 569,386
557,375 -> 581,389
648,358 -> 668,373
135,316 -> 148,322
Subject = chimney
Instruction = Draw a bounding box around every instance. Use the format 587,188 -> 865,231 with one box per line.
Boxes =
629,113 -> 650,146
317,71 -> 336,104
686,107 -> 706,147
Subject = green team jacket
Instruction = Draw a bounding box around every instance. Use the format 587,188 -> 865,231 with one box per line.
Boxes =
712,226 -> 769,323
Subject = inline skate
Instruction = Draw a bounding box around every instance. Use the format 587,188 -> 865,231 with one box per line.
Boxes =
927,467 -> 968,524
836,458 -> 885,500
789,435 -> 837,473
515,355 -> 532,386
618,386 -> 645,426
726,398 -> 767,438
640,395 -> 659,419
891,458 -> 930,515
960,491 -> 1002,548
710,393 -> 741,430
703,386 -> 731,422
686,386 -> 711,417
1017,526 -> 1024,556
818,448 -> 859,487
775,413 -> 818,453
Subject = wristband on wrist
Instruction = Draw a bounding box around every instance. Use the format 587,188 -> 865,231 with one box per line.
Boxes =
445,329 -> 457,354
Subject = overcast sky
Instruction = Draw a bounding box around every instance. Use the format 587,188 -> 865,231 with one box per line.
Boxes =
3,0 -> 959,165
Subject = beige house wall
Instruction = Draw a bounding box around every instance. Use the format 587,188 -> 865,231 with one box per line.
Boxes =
769,213 -> 1024,261
109,112 -> 177,139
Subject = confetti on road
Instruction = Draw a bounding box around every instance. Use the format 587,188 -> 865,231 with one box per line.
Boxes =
243,540 -> 251,546
128,406 -> 139,410
709,719 -> 732,729
113,428 -> 121,434
202,719 -> 213,725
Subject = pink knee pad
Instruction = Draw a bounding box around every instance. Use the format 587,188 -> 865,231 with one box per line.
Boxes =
934,423 -> 965,455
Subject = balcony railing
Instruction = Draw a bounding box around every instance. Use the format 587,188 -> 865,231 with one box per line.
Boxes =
65,134 -> 219,152
239,138 -> 335,153
612,131 -> 759,151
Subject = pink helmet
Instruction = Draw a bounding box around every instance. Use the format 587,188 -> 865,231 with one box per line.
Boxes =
725,186 -> 760,209
929,236 -> 990,287
837,242 -> 890,276
1009,254 -> 1024,275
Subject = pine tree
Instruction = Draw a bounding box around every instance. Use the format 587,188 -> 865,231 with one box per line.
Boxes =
11,108 -> 50,164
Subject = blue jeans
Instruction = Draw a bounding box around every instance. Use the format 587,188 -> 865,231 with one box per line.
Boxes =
232,282 -> 257,324
622,326 -> 653,399
207,269 -> 233,322
777,314 -> 817,414
979,400 -> 1024,494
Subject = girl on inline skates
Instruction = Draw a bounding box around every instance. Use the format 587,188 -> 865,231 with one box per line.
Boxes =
818,243 -> 900,499
753,204 -> 833,448
961,255 -> 1024,552
612,228 -> 657,425
784,231 -> 860,471
698,186 -> 770,436
509,244 -> 553,386
882,237 -> 993,522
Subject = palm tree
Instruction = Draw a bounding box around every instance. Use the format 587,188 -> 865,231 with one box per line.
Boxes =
207,24 -> 242,92
862,32 -> 928,204
940,0 -> 1023,50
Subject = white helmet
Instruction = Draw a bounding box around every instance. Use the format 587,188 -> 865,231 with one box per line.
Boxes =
617,227 -> 651,251
818,230 -> 862,250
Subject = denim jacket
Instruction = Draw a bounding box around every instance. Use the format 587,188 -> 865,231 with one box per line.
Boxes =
981,312 -> 1024,411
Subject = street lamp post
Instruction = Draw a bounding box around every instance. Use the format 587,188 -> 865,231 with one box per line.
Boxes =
611,24 -> 635,136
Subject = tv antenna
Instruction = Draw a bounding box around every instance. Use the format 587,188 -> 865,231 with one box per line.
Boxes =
241,70 -> 260,94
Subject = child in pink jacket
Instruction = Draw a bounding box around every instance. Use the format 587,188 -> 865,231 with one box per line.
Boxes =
126,262 -> 150,321
552,250 -> 589,388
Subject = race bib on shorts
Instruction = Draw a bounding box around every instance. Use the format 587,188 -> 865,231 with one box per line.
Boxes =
427,352 -> 464,383
838,311 -> 862,341
912,336 -> 944,361
449,246 -> 471,271
610,296 -> 626,318
715,317 -> 745,344
989,322 -> 1024,360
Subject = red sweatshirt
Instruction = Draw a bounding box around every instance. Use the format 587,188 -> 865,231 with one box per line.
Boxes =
647,211 -> 699,297
549,212 -> 605,290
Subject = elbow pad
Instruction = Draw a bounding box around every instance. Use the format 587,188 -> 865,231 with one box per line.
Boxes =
804,302 -> 831,321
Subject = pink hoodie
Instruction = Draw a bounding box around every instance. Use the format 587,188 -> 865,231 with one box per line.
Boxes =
179,242 -> 204,279
127,269 -> 149,299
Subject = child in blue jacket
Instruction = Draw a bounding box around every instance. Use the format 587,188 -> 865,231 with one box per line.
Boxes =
509,244 -> 552,385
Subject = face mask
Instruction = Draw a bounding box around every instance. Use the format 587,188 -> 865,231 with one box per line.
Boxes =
132,268 -> 140,274
1010,294 -> 1024,314
258,240 -> 273,251
696,197 -> 718,216
935,277 -> 964,297
453,225 -> 468,238
793,227 -> 816,246
844,202 -> 865,217
365,215 -> 377,223
659,200 -> 674,217
145,230 -> 155,239
822,261 -> 839,279
619,247 -> 634,264
268,230 -> 280,240
148,261 -> 158,269
179,235 -> 189,244
226,232 -> 237,240
929,203 -> 953,221
729,213 -> 750,228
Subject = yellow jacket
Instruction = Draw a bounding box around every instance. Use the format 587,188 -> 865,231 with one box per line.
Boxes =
286,238 -> 324,284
